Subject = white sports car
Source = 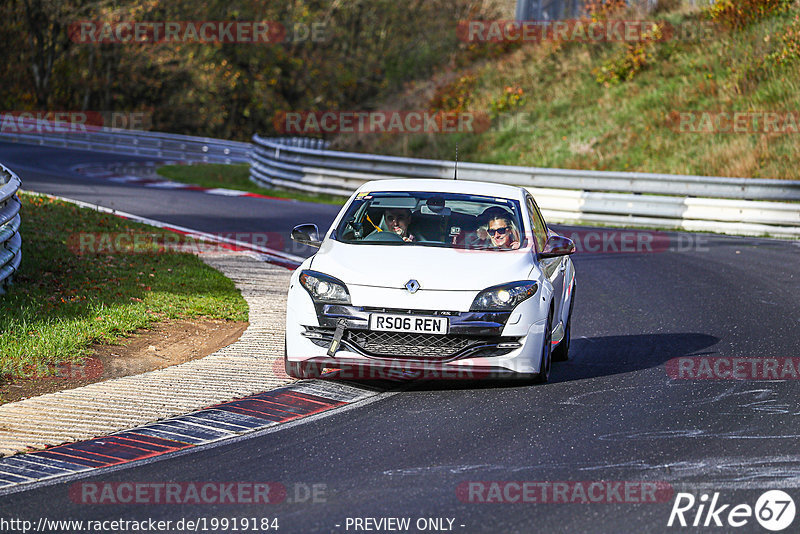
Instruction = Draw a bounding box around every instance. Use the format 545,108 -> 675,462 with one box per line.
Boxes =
285,179 -> 576,381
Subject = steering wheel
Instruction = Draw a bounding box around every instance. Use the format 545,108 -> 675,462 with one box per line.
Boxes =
363,231 -> 405,243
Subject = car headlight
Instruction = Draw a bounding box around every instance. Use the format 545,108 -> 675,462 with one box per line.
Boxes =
470,281 -> 538,311
299,270 -> 351,304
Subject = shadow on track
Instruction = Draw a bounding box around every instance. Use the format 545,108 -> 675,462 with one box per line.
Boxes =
552,332 -> 719,382
319,332 -> 720,392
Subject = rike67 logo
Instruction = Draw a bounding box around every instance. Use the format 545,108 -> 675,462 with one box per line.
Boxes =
668,490 -> 795,531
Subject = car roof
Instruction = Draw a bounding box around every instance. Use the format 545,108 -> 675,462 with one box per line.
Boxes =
356,179 -> 526,200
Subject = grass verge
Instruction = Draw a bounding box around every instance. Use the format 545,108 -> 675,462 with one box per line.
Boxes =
156,163 -> 345,205
336,3 -> 800,180
0,193 -> 248,381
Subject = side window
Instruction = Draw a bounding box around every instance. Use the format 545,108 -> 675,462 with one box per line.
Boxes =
526,196 -> 547,252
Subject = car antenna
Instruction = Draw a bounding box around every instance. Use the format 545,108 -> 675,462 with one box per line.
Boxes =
453,143 -> 458,180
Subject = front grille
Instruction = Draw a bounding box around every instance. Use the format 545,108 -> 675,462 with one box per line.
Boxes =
304,327 -> 517,360
348,331 -> 470,358
347,331 -> 511,360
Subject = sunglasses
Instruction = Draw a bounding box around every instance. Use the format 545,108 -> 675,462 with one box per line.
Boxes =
488,226 -> 510,236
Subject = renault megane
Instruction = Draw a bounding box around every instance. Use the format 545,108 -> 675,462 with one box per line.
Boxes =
284,179 -> 576,381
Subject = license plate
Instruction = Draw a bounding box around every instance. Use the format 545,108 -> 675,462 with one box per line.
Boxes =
369,313 -> 449,335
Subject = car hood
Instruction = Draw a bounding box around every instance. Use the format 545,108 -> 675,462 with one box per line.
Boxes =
310,240 -> 535,291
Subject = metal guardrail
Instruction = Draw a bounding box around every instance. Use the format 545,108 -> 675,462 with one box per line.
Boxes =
250,135 -> 800,238
0,164 -> 22,293
2,120 -> 796,237
0,118 -> 250,164
515,0 -> 670,21
516,0 -> 584,21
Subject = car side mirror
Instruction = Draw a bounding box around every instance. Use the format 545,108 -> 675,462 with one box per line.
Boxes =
539,235 -> 575,258
291,223 -> 322,248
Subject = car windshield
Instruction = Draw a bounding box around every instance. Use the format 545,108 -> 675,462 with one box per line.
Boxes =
334,191 -> 526,250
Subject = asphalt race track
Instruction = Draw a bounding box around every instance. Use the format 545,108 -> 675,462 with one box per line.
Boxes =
1,142 -> 799,533
0,141 -> 335,257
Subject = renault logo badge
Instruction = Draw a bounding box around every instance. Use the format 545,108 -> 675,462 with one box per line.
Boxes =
405,279 -> 420,293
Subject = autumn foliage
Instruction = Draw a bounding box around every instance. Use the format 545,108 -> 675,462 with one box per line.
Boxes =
0,0 -> 504,141
704,0 -> 794,29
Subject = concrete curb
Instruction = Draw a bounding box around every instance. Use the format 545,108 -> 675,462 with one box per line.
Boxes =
0,253 -> 293,457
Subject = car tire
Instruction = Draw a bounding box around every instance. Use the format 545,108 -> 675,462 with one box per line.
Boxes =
284,340 -> 323,379
534,311 -> 553,384
552,282 -> 575,362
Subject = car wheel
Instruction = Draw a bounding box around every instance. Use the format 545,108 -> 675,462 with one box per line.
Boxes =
284,340 -> 323,379
534,311 -> 553,384
552,282 -> 575,362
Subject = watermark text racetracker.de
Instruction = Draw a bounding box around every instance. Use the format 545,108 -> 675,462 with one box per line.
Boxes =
454,229 -> 708,254
273,110 -> 548,135
671,110 -> 800,135
0,111 -> 151,133
457,481 -> 673,503
70,21 -> 328,44
274,110 -> 485,135
69,481 -> 326,505
559,229 -> 708,254
68,231 -> 286,256
457,19 -> 720,44
666,357 -> 800,380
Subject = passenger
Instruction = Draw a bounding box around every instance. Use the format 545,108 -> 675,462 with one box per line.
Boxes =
473,224 -> 489,247
384,208 -> 416,242
486,215 -> 520,250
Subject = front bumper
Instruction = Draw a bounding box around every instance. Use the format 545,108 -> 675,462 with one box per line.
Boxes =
303,325 -> 521,362
286,297 -> 548,375
306,304 -> 519,362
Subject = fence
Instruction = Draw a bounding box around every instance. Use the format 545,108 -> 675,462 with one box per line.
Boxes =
250,136 -> 800,238
0,164 -> 22,293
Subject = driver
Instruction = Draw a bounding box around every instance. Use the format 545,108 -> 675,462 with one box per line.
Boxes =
384,208 -> 416,242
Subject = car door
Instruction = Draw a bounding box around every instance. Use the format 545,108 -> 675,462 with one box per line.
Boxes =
527,195 -> 565,323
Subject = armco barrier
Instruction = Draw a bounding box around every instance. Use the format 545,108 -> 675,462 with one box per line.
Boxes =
0,117 -> 250,164
250,135 -> 800,238
0,163 -> 22,293
1,121 -> 797,237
